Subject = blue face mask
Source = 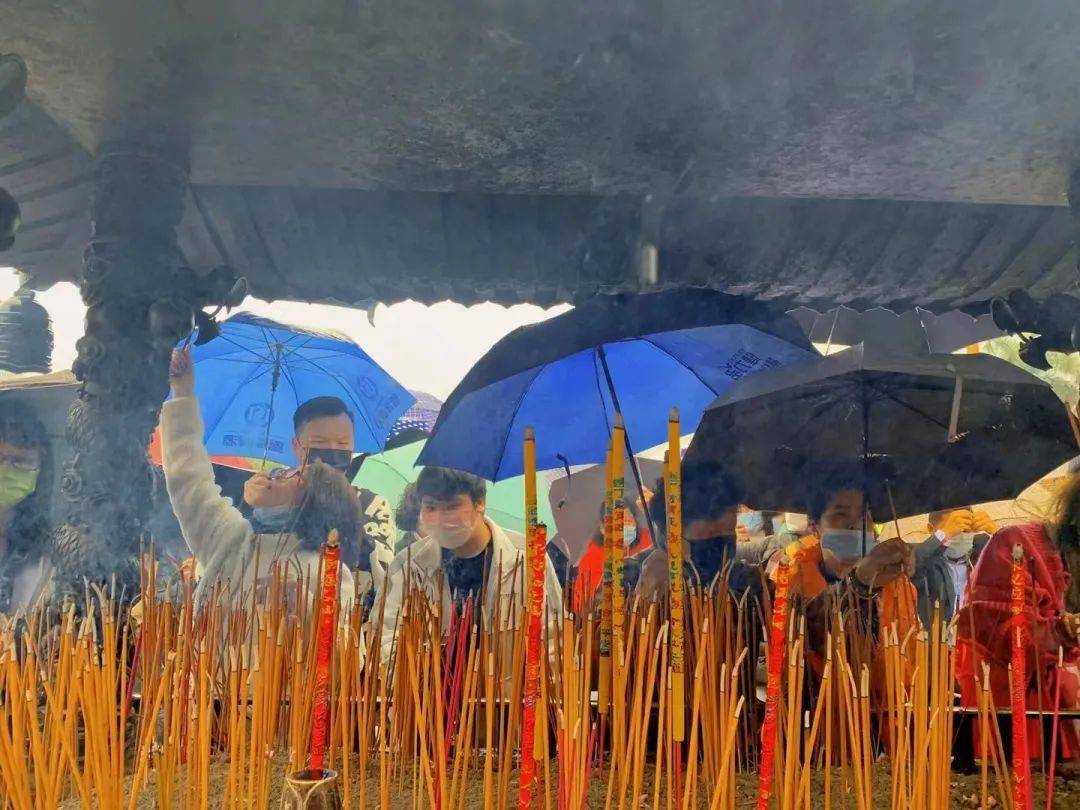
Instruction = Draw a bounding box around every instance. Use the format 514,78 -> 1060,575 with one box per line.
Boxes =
737,511 -> 765,536
252,503 -> 294,531
820,528 -> 873,561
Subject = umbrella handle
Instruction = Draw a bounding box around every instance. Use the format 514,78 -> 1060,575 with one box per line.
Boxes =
258,343 -> 284,471
555,454 -> 572,509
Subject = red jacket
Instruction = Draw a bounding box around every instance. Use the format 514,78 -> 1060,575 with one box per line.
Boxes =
956,522 -> 1079,759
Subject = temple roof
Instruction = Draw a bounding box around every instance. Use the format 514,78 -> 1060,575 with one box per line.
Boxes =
2,2 -> 1079,308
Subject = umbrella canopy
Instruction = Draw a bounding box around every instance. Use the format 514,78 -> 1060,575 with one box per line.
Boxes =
687,343 -> 1079,517
182,313 -> 413,467
879,457 -> 1079,541
353,439 -> 555,537
386,390 -> 443,444
419,290 -> 815,481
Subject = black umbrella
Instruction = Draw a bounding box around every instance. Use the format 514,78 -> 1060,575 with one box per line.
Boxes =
686,343 -> 1079,518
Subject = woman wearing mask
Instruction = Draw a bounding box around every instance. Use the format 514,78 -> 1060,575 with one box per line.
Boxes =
162,348 -> 391,608
781,478 -> 914,600
957,472 -> 1080,763
0,400 -> 53,611
769,472 -> 922,683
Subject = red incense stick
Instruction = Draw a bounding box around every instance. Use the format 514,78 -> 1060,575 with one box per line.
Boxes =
308,530 -> 341,774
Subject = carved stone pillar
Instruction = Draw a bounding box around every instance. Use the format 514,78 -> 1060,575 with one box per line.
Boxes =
53,143 -> 205,591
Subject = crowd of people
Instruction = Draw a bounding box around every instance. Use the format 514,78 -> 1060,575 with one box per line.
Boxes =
0,344 -> 1076,765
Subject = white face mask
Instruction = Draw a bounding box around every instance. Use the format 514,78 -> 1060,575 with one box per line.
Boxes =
945,532 -> 975,560
422,507 -> 482,550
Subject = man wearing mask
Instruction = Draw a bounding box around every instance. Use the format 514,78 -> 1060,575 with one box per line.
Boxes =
912,508 -> 997,622
378,466 -> 563,664
636,461 -> 749,598
162,348 -> 392,606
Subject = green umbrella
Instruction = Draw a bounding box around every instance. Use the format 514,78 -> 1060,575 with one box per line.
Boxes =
354,439 -> 555,538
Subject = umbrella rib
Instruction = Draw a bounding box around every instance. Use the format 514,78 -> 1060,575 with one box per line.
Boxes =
638,336 -> 727,394
590,349 -> 613,436
864,378 -> 951,432
491,365 -> 547,481
203,332 -> 274,362
281,360 -> 384,449
200,360 -> 267,444
277,333 -> 321,361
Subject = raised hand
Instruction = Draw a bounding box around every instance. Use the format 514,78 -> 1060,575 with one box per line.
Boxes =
169,347 -> 195,398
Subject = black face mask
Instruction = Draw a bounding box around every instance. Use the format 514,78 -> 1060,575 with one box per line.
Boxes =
687,536 -> 736,585
305,447 -> 353,472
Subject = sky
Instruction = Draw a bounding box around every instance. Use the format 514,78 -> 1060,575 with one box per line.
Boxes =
0,267 -> 570,400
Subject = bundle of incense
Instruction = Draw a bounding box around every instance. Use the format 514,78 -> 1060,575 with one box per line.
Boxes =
0,540 -> 1014,810
1010,544 -> 1033,810
518,524 -> 548,808
666,409 -> 686,747
308,529 -> 342,774
756,554 -> 793,810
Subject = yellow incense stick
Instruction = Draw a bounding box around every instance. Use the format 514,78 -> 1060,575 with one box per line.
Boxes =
666,409 -> 686,743
599,441 -> 614,718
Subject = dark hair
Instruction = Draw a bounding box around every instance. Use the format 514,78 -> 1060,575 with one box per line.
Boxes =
1053,473 -> 1080,612
648,460 -> 742,542
291,461 -> 366,568
395,482 -> 421,533
805,467 -> 864,523
927,510 -> 950,528
293,396 -> 354,436
0,399 -> 52,561
415,466 -> 487,505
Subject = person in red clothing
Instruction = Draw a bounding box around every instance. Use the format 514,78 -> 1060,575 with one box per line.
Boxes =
956,471 -> 1080,761
569,492 -> 654,612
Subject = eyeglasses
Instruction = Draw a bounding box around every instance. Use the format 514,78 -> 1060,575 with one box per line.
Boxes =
268,467 -> 302,481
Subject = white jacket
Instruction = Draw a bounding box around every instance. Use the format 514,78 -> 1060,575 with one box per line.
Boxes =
377,516 -> 563,664
161,396 -> 391,607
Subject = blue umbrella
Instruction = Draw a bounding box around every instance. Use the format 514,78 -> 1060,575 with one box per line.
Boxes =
419,290 -> 816,481
183,313 -> 413,466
